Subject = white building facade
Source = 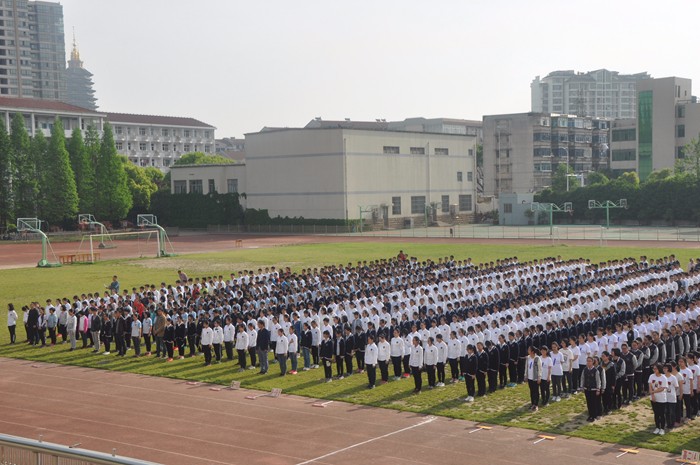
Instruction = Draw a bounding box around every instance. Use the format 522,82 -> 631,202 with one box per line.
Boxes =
106,113 -> 216,170
244,127 -> 477,226
532,69 -> 650,119
0,96 -> 104,137
170,163 -> 246,199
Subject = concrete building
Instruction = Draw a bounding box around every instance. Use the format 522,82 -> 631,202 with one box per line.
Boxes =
170,163 -> 246,201
498,192 -> 534,226
65,36 -> 97,110
215,137 -> 245,162
243,126 -> 477,225
609,119 -> 637,176
635,77 -> 697,181
482,113 -> 610,197
531,69 -> 650,119
0,95 -> 104,137
106,113 -> 216,170
0,1 -> 66,100
388,117 -> 483,140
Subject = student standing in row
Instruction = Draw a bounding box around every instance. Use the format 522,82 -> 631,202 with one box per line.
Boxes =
276,328 -> 288,376
539,346 -> 552,406
256,321 -> 269,375
287,326 -> 298,375
550,343 -> 564,402
201,320 -> 213,366
425,337 -> 438,389
223,317 -> 235,362
581,356 -> 601,422
131,313 -> 142,357
301,323 -> 312,371
175,316 -> 186,359
365,334 -> 378,389
464,344 -> 477,402
142,313 -> 152,355
212,320 -> 224,363
335,329 -> 346,379
476,342 -> 488,397
390,329 -> 403,380
409,336 -> 423,394
663,363 -> 679,431
247,322 -> 258,369
66,308 -> 77,351
377,334 -> 390,384
7,304 -> 18,344
435,334 -> 447,387
649,363 -> 668,435
163,318 -> 175,362
320,330 -> 333,382
187,315 -> 197,357
46,308 -> 57,346
527,346 -> 542,411
236,324 -> 249,371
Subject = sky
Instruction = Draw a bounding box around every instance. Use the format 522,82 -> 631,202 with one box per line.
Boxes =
61,0 -> 700,138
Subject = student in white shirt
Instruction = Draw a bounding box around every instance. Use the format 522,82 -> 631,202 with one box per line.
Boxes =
287,326 -> 298,375
409,336 -> 424,394
377,334 -> 390,384
550,342 -> 564,402
663,363 -> 679,431
424,337 -> 438,389
678,357 -> 695,420
649,363 -> 668,435
200,320 -> 214,366
7,304 -> 18,344
66,309 -> 77,350
235,324 -> 249,371
364,335 -> 378,389
247,322 -> 258,369
447,331 -> 461,383
390,329 -> 404,380
539,346 -> 552,406
223,317 -> 235,362
212,320 -> 224,363
276,328 -> 289,376
435,334 -> 448,387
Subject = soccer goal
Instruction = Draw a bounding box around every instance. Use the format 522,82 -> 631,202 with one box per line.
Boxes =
82,229 -> 164,263
78,213 -> 116,249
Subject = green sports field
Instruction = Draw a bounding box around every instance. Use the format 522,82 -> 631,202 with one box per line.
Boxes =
1,240 -> 699,454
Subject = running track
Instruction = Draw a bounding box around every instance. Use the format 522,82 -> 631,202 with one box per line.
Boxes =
0,358 -> 676,465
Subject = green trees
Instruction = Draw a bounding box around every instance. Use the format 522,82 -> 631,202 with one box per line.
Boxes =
551,163 -> 580,193
40,118 -> 79,225
68,126 -> 96,214
11,113 -> 37,219
122,156 -> 159,213
95,123 -> 132,222
0,123 -> 12,230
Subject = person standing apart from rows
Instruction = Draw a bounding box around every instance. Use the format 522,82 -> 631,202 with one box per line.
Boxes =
7,304 -> 18,344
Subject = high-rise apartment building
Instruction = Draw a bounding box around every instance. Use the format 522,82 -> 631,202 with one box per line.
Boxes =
0,0 -> 65,100
531,69 -> 650,119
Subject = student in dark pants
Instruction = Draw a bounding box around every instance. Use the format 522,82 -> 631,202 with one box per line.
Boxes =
581,356 -> 602,422
101,313 -> 113,354
187,315 -> 197,357
343,326 -> 354,376
335,329 -> 346,379
409,336 -> 423,394
364,335 -> 378,389
476,342 -> 488,397
163,318 -> 175,361
527,346 -> 542,411
200,320 -> 213,366
320,330 -> 334,382
464,344 -> 477,401
486,340 -> 500,393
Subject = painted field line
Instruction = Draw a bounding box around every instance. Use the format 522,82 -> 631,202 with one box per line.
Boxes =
295,416 -> 436,465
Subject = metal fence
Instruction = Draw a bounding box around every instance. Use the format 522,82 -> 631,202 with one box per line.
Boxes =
0,434 -> 162,465
206,223 -> 700,242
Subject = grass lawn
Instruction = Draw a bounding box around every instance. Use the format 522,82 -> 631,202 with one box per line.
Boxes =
1,240 -> 699,454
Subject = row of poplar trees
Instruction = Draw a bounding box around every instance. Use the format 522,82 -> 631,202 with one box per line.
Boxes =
0,114 -> 132,231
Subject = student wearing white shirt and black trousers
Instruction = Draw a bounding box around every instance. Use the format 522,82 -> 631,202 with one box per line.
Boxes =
7,304 -> 18,344
235,324 -> 249,371
287,326 -> 298,375
200,321 -> 214,366
276,328 -> 289,376
409,336 -> 424,394
424,337 -> 438,389
364,335 -> 378,389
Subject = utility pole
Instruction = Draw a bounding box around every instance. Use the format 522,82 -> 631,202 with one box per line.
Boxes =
588,199 -> 627,229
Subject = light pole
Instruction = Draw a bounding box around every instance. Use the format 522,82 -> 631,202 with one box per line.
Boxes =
588,199 -> 627,229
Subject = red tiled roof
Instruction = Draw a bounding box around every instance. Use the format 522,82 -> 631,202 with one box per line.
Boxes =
0,96 -> 102,114
105,112 -> 215,128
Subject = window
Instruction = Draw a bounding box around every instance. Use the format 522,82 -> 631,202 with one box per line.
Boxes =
208,179 -> 215,193
677,105 -> 686,118
163,158 -> 171,167
611,150 -> 636,162
173,180 -> 186,194
184,130 -> 191,138
503,203 -> 513,214
441,195 -> 449,213
677,124 -> 685,138
391,196 -> 401,215
468,149 -> 474,157
189,179 -> 203,194
139,127 -> 146,136
383,146 -> 400,154
115,142 -> 123,150
161,128 -> 169,137
162,143 -> 169,151
677,146 -> 686,159
184,144 -> 191,152
435,148 -> 449,155
114,126 -> 123,135
533,132 -> 551,142
204,131 -> 211,138
534,162 -> 552,172
410,147 -> 425,155
139,142 -> 147,151
172,144 -> 178,152
204,145 -> 211,152
457,171 -> 463,182
127,142 -> 132,150
613,128 -> 637,142
227,179 -> 238,193
410,196 -> 426,214
150,143 -> 156,151
458,194 -> 472,212
467,171 -> 473,182
534,147 -> 552,157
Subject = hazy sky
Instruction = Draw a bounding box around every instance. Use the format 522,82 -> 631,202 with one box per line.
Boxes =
62,0 -> 700,137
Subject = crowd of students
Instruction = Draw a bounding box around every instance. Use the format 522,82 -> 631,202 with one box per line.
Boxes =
7,253 -> 700,435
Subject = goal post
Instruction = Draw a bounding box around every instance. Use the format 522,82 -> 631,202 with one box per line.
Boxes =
78,213 -> 115,249
16,217 -> 60,267
86,230 -> 161,263
136,214 -> 175,258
